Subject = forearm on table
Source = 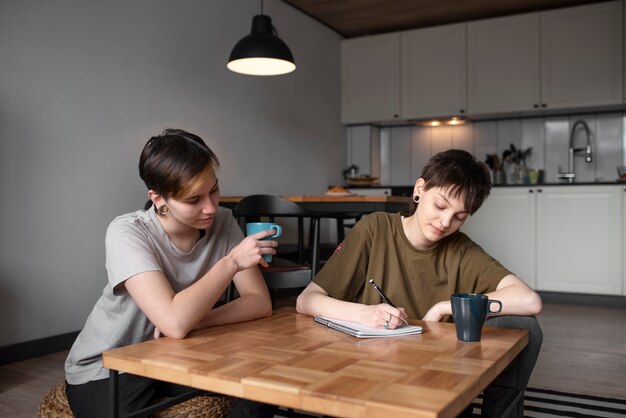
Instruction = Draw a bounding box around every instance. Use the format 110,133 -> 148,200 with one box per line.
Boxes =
296,284 -> 367,323
153,257 -> 239,337
195,290 -> 272,329
487,274 -> 543,316
193,267 -> 272,329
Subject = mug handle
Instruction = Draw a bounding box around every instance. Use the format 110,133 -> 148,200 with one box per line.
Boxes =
487,299 -> 502,315
270,225 -> 282,238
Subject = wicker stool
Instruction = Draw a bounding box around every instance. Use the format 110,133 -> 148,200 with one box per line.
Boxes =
37,383 -> 236,418
37,384 -> 73,418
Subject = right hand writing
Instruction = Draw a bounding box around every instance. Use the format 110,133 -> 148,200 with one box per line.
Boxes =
359,303 -> 407,329
227,229 -> 278,270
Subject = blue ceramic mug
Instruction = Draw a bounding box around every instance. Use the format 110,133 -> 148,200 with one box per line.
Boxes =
245,222 -> 282,262
451,293 -> 502,342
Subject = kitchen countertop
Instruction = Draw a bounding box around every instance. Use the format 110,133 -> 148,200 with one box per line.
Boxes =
493,181 -> 626,187
343,181 -> 625,189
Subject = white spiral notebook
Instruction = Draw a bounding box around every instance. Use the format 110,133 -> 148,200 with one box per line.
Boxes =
314,315 -> 423,338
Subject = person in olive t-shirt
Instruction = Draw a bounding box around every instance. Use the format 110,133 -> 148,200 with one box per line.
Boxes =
297,149 -> 543,418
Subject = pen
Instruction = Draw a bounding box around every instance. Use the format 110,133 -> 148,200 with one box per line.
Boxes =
368,278 -> 409,326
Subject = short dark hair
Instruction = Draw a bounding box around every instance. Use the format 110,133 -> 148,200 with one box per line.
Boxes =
409,149 -> 491,215
139,129 -> 219,200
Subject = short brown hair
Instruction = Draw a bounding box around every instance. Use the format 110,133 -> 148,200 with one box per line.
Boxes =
409,149 -> 491,215
139,129 -> 219,200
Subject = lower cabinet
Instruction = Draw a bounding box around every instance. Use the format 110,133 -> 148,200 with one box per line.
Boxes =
462,186 -> 624,295
536,186 -> 622,295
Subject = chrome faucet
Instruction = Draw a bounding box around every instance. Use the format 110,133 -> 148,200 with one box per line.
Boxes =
558,120 -> 592,183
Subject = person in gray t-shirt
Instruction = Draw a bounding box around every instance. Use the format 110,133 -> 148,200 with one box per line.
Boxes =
64,129 -> 274,418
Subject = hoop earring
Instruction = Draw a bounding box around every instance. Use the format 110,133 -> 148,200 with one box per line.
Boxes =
413,195 -> 420,203
157,205 -> 169,216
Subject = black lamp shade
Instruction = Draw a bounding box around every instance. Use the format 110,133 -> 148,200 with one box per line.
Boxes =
227,15 -> 296,76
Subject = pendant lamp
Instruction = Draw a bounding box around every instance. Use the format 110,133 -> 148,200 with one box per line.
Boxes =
227,1 -> 296,76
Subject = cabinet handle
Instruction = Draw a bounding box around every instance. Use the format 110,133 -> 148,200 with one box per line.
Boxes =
541,103 -> 547,108
529,189 -> 534,193
533,104 -> 538,108
537,189 -> 543,193
394,114 -> 398,118
460,109 -> 465,114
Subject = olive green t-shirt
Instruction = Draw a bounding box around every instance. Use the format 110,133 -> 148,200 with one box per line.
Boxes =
313,212 -> 511,320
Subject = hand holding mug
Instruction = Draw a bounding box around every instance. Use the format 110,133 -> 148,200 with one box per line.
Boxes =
229,228 -> 279,269
246,222 -> 282,263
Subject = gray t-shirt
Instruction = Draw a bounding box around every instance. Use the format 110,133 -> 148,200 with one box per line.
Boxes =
65,205 -> 243,384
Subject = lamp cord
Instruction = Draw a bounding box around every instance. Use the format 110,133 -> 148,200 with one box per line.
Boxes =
259,0 -> 278,35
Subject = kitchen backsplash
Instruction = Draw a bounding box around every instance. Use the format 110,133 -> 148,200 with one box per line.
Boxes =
348,112 -> 626,186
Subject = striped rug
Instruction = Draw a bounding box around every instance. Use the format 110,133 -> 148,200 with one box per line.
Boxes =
472,387 -> 626,418
274,387 -> 626,418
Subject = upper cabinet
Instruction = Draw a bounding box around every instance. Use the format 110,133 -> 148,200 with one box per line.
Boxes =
341,25 -> 466,124
341,33 -> 400,124
541,1 -> 623,109
342,1 -> 624,124
467,0 -> 623,114
401,23 -> 467,120
467,14 -> 540,114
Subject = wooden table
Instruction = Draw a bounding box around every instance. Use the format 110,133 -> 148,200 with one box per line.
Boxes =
103,308 -> 528,418
220,195 -> 410,215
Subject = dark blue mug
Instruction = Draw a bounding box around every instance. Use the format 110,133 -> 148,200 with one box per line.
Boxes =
451,293 -> 502,342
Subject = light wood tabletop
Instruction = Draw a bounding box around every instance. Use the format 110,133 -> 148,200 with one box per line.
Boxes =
103,308 -> 528,418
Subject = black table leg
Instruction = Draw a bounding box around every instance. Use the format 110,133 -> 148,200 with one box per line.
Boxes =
109,369 -> 119,418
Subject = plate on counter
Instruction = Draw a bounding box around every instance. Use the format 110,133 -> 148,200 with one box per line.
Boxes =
325,191 -> 353,196
325,185 -> 353,196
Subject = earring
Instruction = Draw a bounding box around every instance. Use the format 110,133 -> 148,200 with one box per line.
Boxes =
413,195 -> 420,203
157,205 -> 169,216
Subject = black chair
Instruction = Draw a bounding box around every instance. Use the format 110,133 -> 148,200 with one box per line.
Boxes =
232,195 -> 321,305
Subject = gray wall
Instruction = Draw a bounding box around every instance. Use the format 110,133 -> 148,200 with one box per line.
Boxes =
0,0 -> 343,346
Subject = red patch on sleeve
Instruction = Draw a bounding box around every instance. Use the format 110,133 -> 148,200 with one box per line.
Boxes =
334,243 -> 344,253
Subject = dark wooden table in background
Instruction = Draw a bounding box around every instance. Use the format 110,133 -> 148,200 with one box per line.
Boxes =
220,195 -> 410,214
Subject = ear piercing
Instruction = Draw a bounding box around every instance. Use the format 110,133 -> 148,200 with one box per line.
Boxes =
157,205 -> 169,216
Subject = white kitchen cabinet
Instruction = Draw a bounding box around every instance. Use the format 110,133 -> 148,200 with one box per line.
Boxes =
341,33 -> 400,124
462,186 -> 623,296
342,1 -> 624,123
461,187 -> 537,289
467,13 -> 540,114
401,23 -> 467,120
541,1 -> 623,109
536,186 -> 622,295
467,1 -> 623,115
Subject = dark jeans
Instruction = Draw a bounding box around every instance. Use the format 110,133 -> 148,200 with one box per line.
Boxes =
227,398 -> 280,418
459,315 -> 543,418
228,316 -> 543,418
66,374 -> 192,418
